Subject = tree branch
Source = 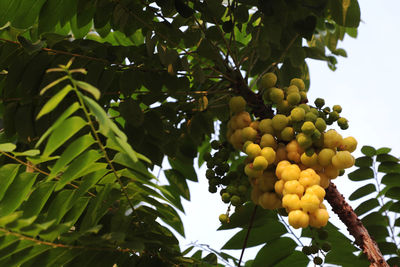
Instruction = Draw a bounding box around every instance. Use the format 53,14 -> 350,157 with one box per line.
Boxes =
325,182 -> 389,267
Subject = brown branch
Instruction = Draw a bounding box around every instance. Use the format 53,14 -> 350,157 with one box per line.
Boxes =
238,205 -> 258,267
326,182 -> 389,267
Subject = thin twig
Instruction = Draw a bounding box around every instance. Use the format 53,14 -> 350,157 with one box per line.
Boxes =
238,205 -> 258,267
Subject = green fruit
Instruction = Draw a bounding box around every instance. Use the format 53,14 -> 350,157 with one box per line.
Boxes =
309,244 -> 319,254
206,169 -> 215,179
290,78 -> 305,91
314,98 -> 325,108
208,185 -> 217,193
229,96 -> 246,114
302,246 -> 312,255
305,112 -> 318,122
321,242 -> 331,252
269,88 -> 285,103
238,185 -> 248,195
287,92 -> 301,105
305,147 -> 315,157
260,72 -> 278,89
337,117 -> 349,130
286,85 -> 299,94
311,129 -> 322,141
203,152 -> 212,162
313,256 -> 323,265
310,108 -> 319,116
281,127 -> 295,141
329,111 -> 340,121
276,100 -> 291,114
291,107 -> 306,122
227,185 -> 238,195
299,103 -> 311,113
211,140 -> 221,150
323,107 -> 331,114
221,192 -> 231,203
206,159 -> 215,169
300,91 -> 307,102
297,133 -> 312,149
333,104 -> 342,113
219,214 -> 229,223
301,121 -> 316,135
230,195 -> 242,206
317,229 -> 329,240
315,118 -> 327,132
272,114 -> 289,131
339,169 -> 345,176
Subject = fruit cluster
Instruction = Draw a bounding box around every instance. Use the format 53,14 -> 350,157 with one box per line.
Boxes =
220,73 -> 358,229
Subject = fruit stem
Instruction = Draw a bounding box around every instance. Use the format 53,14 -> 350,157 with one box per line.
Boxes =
238,205 -> 258,267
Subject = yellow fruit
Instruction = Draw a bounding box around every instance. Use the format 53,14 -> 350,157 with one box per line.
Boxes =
318,172 -> 330,189
230,129 -> 244,150
251,186 -> 262,204
305,185 -> 326,202
299,169 -> 320,188
198,95 -> 208,111
290,78 -> 305,91
300,193 -> 320,213
259,119 -> 274,134
309,208 -> 329,228
250,121 -> 260,131
244,163 -> 263,177
274,179 -> 285,195
259,192 -> 282,210
286,140 -> 300,153
281,127 -> 295,141
275,160 -> 291,178
235,111 -> 252,129
331,151 -> 355,169
286,85 -> 299,94
283,180 -> 305,198
282,194 -> 301,211
246,143 -> 261,159
258,171 -> 277,192
318,148 -> 336,167
260,72 -> 278,89
323,129 -> 343,149
287,92 -> 301,105
287,151 -> 301,163
269,88 -> 285,103
241,126 -> 258,142
281,164 -> 301,181
253,156 -> 269,170
288,210 -> 309,229
341,136 -> 357,152
300,91 -> 307,101
290,107 -> 306,122
260,133 -> 277,149
272,114 -> 289,131
296,133 -> 312,149
276,100 -> 291,114
228,116 -> 239,130
324,164 -> 339,179
243,140 -> 253,152
300,152 -> 318,167
301,121 -> 316,135
275,143 -> 288,163
229,96 -> 246,114
260,147 -> 276,165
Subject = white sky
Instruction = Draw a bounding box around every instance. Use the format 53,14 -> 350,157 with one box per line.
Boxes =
172,1 -> 400,265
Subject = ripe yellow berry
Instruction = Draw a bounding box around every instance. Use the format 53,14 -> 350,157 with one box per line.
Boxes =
306,185 -> 326,202
318,172 -> 330,189
286,140 -> 302,153
340,136 -> 357,152
260,72 -> 277,89
243,140 -> 253,152
290,107 -> 306,122
235,111 -> 252,129
323,129 -> 343,149
250,120 -> 260,131
331,151 -> 355,169
282,194 -> 301,211
281,164 -> 301,181
269,88 -> 285,104
244,163 -> 263,178
241,126 -> 258,142
259,119 -> 274,134
318,148 -> 336,167
287,151 -> 301,163
260,147 -> 276,165
274,179 -> 285,195
288,210 -> 309,229
229,96 -> 246,114
290,78 -> 305,91
259,192 -> 282,210
283,180 -> 305,198
251,186 -> 262,204
281,127 -> 295,141
300,193 -> 320,213
299,169 -> 320,188
260,133 -> 277,149
275,143 -> 288,163
309,208 -> 329,228
301,152 -> 318,167
287,92 -> 301,105
253,156 -> 269,170
272,114 -> 289,131
258,171 -> 277,192
246,143 -> 261,159
324,164 -> 339,179
276,100 -> 291,114
230,129 -> 244,150
275,160 -> 291,178
286,85 -> 299,94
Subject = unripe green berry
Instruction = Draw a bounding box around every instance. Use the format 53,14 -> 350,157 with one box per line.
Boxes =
230,195 -> 242,206
317,229 -> 329,240
261,72 -> 277,89
329,111 -> 340,121
227,185 -> 238,195
269,88 -> 285,104
337,117 -> 349,130
333,104 -> 342,113
314,98 -> 325,109
321,242 -> 331,252
209,185 -> 217,193
305,112 -> 318,123
206,169 -> 215,179
211,140 -> 222,150
287,92 -> 301,105
299,104 -> 311,113
313,256 -> 323,265
309,244 -> 319,254
302,246 -> 312,256
301,121 -> 316,135
219,214 -> 229,223
238,185 -> 248,195
221,192 -> 231,203
290,78 -> 305,91
305,147 -> 315,157
315,118 -> 327,132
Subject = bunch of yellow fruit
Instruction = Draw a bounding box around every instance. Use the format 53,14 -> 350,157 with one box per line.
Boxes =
224,72 -> 358,229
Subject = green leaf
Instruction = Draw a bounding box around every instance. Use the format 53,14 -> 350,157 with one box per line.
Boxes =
381,173 -> 400,187
378,241 -> 398,255
354,198 -> 379,216
274,251 -> 309,267
11,0 -> 48,29
328,0 -> 361,27
349,183 -> 376,200
385,187 -> 400,200
376,154 -> 399,163
360,146 -> 376,157
119,98 -> 144,127
43,116 -> 87,156
36,102 -> 80,148
20,181 -> 56,219
164,169 -> 190,200
12,149 -> 40,157
37,85 -> 73,119
0,143 -> 16,152
0,172 -> 38,217
348,167 -> 374,181
0,164 -> 20,202
45,189 -> 76,224
378,161 -> 400,173
75,81 -> 101,100
222,219 -> 286,249
252,237 -> 298,267
168,156 -> 197,182
54,150 -> 102,190
354,156 -> 373,168
376,147 -> 391,155
361,212 -> 388,227
48,134 -> 95,179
